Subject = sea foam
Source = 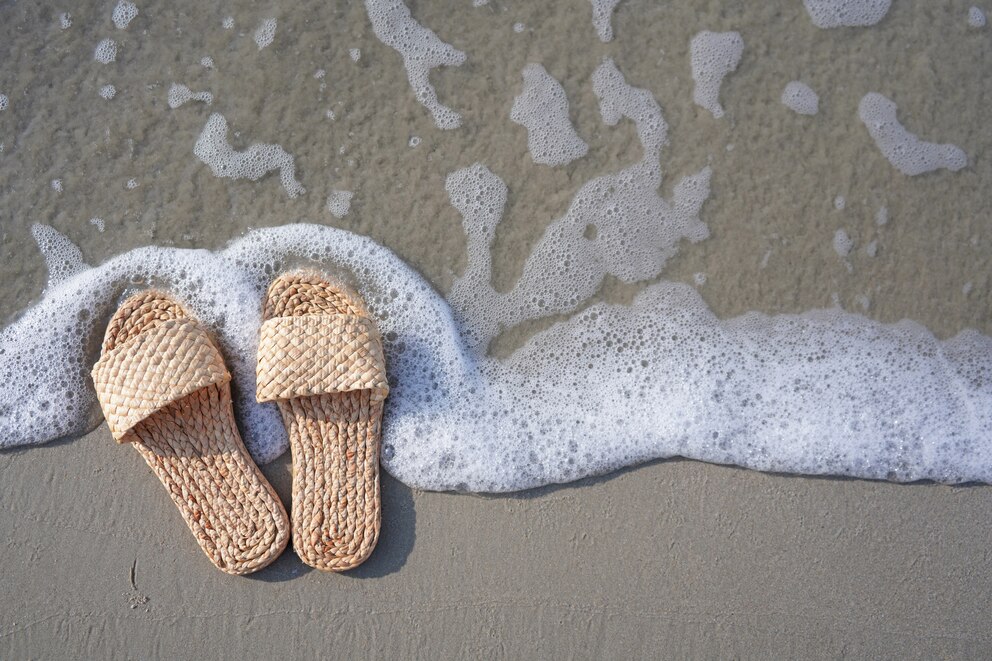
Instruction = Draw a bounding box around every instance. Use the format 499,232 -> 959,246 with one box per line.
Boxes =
690,31 -> 744,119
589,0 -> 623,42
510,64 -> 588,167
2,47 -> 990,495
858,93 -> 967,176
3,221 -> 992,492
364,0 -> 467,129
193,113 -> 305,198
802,0 -> 891,28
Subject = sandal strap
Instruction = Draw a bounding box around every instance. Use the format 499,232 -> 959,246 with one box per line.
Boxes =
92,317 -> 231,442
255,314 -> 389,403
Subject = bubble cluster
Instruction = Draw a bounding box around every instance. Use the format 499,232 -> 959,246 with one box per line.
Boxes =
59,12 -> 72,30
5,223 -> 992,491
167,83 -> 213,108
589,0 -> 623,42
802,0 -> 891,28
833,228 -> 853,257
112,1 -> 138,30
94,39 -> 118,64
0,94 -> 8,111
510,64 -> 588,167
99,84 -> 117,100
690,31 -> 744,119
363,0 -> 467,129
858,92 -> 967,176
968,6 -> 987,28
781,81 -> 819,115
254,18 -> 277,50
193,113 -> 306,198
326,190 -> 354,218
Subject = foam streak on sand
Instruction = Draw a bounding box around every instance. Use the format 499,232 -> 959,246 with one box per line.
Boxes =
858,93 -> 967,176
450,58 -> 710,350
193,113 -> 305,198
364,0 -> 467,129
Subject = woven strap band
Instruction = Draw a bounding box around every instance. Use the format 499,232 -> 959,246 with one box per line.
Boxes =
256,314 -> 389,403
92,317 -> 232,442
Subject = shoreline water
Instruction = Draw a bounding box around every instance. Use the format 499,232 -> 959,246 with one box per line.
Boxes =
1,0 -> 990,656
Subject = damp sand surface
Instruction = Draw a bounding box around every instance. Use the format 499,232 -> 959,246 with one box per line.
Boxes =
1,0 -> 991,656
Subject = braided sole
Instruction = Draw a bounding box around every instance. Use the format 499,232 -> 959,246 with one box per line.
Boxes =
262,274 -> 383,571
101,291 -> 290,575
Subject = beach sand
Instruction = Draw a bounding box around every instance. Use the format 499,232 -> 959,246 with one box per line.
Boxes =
1,0 -> 991,657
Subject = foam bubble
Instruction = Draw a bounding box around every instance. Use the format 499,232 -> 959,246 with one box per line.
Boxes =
781,81 -> 819,115
834,195 -> 846,210
254,18 -> 277,50
193,113 -> 306,198
326,190 -> 354,218
802,0 -> 891,28
364,0 -> 467,129
4,223 -> 992,491
472,0 -> 489,6
125,178 -> 139,190
59,12 -> 72,30
0,94 -> 8,111
167,83 -> 213,108
513,22 -> 526,33
589,0 -> 622,41
222,16 -> 234,30
693,272 -> 707,286
408,135 -> 421,147
690,31 -> 744,119
201,56 -> 215,69
968,6 -> 987,27
510,64 -> 589,167
89,218 -> 106,232
51,179 -> 63,193
94,39 -> 118,64
858,92 -> 967,176
112,1 -> 138,29
349,48 -> 361,62
99,84 -> 117,100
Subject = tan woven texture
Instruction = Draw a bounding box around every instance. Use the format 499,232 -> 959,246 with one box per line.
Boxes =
257,273 -> 388,571
92,291 -> 290,576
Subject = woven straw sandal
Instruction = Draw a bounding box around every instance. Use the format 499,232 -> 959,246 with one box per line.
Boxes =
91,291 -> 290,575
255,273 -> 389,571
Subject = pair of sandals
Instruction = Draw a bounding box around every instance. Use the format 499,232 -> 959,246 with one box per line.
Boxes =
91,273 -> 389,575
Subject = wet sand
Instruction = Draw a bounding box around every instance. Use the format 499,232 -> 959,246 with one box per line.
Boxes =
1,0 -> 991,657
